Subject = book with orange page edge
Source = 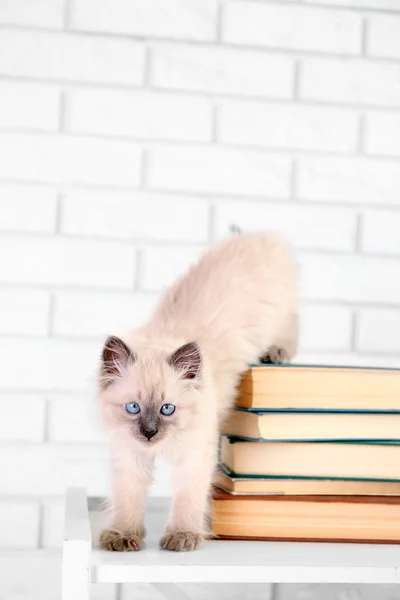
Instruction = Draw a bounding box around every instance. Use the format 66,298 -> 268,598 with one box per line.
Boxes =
238,363 -> 400,412
211,486 -> 400,544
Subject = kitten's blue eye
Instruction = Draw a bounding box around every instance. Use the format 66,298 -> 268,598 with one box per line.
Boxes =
125,402 -> 140,414
160,403 -> 176,416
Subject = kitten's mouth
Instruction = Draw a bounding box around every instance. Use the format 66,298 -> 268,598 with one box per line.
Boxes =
139,433 -> 160,444
139,437 -> 160,446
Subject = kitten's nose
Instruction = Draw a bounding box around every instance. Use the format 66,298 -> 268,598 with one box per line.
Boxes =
140,426 -> 158,440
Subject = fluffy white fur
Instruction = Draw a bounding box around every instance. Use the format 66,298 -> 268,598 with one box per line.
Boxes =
99,233 -> 298,552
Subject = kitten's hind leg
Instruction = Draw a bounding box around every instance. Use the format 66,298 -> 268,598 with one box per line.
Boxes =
260,311 -> 299,364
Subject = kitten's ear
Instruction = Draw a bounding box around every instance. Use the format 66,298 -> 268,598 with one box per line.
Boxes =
168,342 -> 201,380
100,336 -> 135,387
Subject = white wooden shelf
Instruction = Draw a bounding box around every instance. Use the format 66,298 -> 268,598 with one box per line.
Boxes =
62,488 -> 400,600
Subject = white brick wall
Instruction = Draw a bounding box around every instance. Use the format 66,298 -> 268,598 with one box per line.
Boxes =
0,0 -> 65,28
0,187 -> 57,232
361,209 -> 400,254
300,254 -> 400,303
66,90 -> 213,141
297,157 -> 400,205
214,201 -> 358,251
300,58 -> 400,107
0,30 -> 145,84
0,395 -> 45,441
0,502 -> 40,549
141,246 -> 205,291
52,291 -> 159,337
0,134 -> 142,185
147,146 -> 292,196
60,191 -> 210,241
218,101 -> 359,152
0,82 -> 60,131
0,338 -> 98,389
150,43 -> 294,98
70,0 -> 219,41
0,236 -> 136,287
365,112 -> 400,156
0,290 -> 50,335
367,13 -> 400,59
1,1 -> 400,599
223,2 -> 363,54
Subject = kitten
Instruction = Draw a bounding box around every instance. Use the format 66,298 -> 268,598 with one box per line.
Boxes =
98,233 -> 298,552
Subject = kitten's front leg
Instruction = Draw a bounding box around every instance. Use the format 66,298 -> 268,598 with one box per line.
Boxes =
100,451 -> 154,552
160,444 -> 216,552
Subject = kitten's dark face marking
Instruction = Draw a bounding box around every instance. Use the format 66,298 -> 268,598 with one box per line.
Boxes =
138,406 -> 160,441
126,395 -> 174,444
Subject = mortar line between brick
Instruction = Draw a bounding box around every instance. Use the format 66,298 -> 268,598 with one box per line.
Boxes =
55,193 -> 63,234
47,294 -> 55,337
211,104 -> 218,143
220,0 -> 400,13
1,178 -> 400,212
143,44 -> 151,88
362,16 -> 369,57
1,236 -> 400,259
0,130 -> 387,165
2,130 -> 394,168
293,60 -> 301,100
351,310 -> 358,352
140,147 -> 147,189
355,212 -> 363,253
358,114 -> 366,155
0,232 -> 371,257
208,203 -> 215,242
1,126 -> 381,158
63,0 -> 71,29
2,10 -> 400,44
58,91 -> 67,132
216,1 -> 223,43
4,71 -> 400,113
37,501 -> 45,549
290,161 -> 298,200
43,399 -> 51,443
0,229 -> 208,248
0,295 -> 398,311
134,248 -> 142,291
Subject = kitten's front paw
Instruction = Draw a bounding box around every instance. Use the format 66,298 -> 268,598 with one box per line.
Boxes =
260,345 -> 289,365
99,528 -> 144,552
160,531 -> 203,552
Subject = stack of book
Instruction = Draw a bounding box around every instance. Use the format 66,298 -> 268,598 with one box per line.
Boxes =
212,364 -> 400,543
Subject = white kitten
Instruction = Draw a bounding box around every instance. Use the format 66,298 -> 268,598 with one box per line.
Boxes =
98,233 -> 298,552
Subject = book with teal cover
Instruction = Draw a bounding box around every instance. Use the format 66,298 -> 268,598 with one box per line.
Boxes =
249,363 -> 400,371
224,408 -> 400,442
223,434 -> 400,446
219,462 -> 400,483
219,435 -> 400,482
234,406 -> 400,414
221,435 -> 400,443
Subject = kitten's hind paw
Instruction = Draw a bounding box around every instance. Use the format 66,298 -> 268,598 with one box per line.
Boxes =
160,531 -> 203,552
99,528 -> 144,552
260,345 -> 289,365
